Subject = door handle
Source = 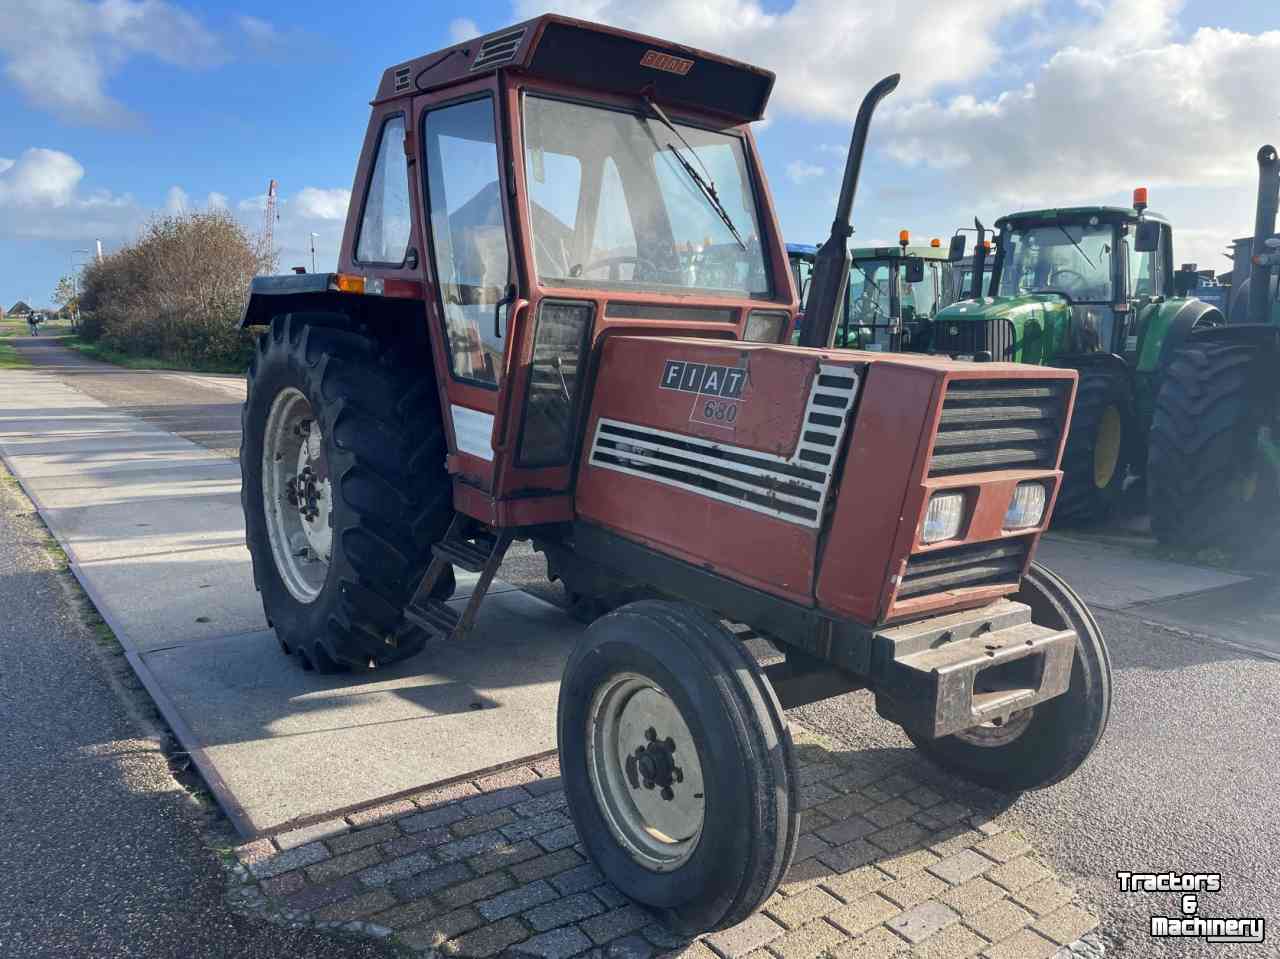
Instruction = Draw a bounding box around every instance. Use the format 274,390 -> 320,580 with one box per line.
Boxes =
494,285 -> 516,339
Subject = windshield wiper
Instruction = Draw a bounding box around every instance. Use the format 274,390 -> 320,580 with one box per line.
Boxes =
643,96 -> 747,251
1057,224 -> 1096,271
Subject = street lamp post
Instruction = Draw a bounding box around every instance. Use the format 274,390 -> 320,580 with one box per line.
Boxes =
70,249 -> 91,332
310,233 -> 319,274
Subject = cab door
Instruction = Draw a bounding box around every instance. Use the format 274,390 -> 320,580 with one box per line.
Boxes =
412,78 -> 521,495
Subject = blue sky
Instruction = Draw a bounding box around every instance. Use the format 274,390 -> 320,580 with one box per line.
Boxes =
1,0 -> 1276,310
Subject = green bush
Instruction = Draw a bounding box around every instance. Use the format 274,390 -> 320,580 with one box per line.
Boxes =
78,211 -> 270,370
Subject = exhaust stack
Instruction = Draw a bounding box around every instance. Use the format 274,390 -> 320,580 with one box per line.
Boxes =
798,74 -> 900,348
1248,144 -> 1279,326
969,218 -> 988,300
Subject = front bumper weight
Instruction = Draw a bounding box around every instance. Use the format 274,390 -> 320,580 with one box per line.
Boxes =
872,600 -> 1076,739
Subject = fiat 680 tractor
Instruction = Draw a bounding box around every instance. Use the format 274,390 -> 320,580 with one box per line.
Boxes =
237,16 -> 1110,932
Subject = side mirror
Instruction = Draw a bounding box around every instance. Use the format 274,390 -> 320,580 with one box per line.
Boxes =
905,257 -> 925,284
948,234 -> 967,262
1134,220 -> 1160,253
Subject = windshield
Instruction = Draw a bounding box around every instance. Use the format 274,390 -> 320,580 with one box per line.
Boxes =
997,222 -> 1114,301
522,95 -> 770,297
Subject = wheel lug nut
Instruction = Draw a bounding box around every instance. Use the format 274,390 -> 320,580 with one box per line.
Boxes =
645,727 -> 657,742
665,737 -> 676,752
660,787 -> 674,801
643,780 -> 654,790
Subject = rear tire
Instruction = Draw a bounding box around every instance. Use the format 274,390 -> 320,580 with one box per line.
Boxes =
558,601 -> 798,934
1148,342 -> 1278,549
905,564 -> 1111,792
241,314 -> 454,672
1055,368 -> 1133,524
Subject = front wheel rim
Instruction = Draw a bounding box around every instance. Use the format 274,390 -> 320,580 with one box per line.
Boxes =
263,387 -> 333,603
1093,406 -> 1123,489
587,673 -> 706,872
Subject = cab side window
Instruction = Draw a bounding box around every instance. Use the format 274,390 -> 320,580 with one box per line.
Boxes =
356,115 -> 412,265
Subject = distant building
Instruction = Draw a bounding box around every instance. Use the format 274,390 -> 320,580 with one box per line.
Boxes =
8,301 -> 31,316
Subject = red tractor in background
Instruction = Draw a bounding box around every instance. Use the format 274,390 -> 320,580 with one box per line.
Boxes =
238,17 -> 1110,932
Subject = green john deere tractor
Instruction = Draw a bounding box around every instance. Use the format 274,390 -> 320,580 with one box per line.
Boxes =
1147,145 -> 1280,549
931,195 -> 1223,523
788,234 -> 957,351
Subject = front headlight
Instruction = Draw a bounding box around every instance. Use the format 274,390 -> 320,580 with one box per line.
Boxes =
922,491 -> 966,543
1004,481 -> 1047,529
744,310 -> 788,343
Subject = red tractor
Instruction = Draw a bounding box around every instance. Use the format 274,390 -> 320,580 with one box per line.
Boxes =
238,16 -> 1110,933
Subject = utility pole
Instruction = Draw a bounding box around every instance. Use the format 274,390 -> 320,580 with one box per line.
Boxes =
71,249 -> 90,331
310,232 -> 319,274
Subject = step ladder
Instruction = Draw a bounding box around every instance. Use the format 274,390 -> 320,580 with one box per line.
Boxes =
403,515 -> 513,642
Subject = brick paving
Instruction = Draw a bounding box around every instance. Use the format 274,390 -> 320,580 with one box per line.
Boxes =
228,727 -> 1100,957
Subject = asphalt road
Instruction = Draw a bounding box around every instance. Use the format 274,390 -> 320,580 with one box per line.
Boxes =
0,472 -> 395,958
12,335 -> 1280,956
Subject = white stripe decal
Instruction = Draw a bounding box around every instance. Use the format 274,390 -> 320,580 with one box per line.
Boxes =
589,363 -> 859,527
451,404 -> 494,461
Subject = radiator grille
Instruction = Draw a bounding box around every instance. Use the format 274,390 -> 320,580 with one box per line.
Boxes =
588,364 -> 859,527
930,379 -> 1070,476
898,538 -> 1030,600
933,318 -> 1017,360
472,28 -> 526,70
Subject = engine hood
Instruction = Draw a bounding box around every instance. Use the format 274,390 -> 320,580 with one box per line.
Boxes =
936,293 -> 1066,324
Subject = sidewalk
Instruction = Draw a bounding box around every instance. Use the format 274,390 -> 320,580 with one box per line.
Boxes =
0,364 -> 577,836
230,727 -> 1102,959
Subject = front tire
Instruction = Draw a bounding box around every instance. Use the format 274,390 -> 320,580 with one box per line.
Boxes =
1056,368 -> 1133,524
1148,342 -> 1278,550
905,564 -> 1111,792
558,601 -> 798,934
241,315 -> 454,672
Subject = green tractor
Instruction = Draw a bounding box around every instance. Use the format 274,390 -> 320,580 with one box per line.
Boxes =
931,195 -> 1222,523
788,233 -> 958,350
1147,145 -> 1280,549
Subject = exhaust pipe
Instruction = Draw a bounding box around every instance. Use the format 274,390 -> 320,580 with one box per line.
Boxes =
969,218 -> 987,300
1247,145 -> 1279,326
798,74 -> 900,348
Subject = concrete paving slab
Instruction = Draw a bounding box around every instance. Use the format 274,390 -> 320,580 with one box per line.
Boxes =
1132,578 -> 1280,659
0,414 -> 169,438
0,431 -> 205,455
2,442 -> 228,478
1035,535 -> 1249,610
76,544 -> 268,651
41,492 -> 246,564
141,589 -> 579,831
20,461 -> 242,510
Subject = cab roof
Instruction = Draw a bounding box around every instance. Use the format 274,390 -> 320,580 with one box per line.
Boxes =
786,243 -> 951,261
374,14 -> 775,122
997,206 -> 1170,228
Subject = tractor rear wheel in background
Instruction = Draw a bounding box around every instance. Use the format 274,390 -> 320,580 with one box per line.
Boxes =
241,314 -> 455,672
1056,367 -> 1133,524
1148,342 -> 1278,550
905,563 -> 1111,792
557,601 -> 798,934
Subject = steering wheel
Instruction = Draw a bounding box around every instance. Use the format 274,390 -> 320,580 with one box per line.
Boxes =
1050,268 -> 1088,292
573,255 -> 645,282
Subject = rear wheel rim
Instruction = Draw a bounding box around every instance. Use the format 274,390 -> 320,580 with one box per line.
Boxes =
1093,406 -> 1123,488
263,387 -> 332,603
587,673 -> 706,872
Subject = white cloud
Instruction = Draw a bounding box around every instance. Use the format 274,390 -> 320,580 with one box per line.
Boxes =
238,14 -> 277,47
206,191 -> 228,211
786,161 -> 825,183
164,185 -> 189,215
0,148 -> 86,207
0,147 -> 141,243
0,0 -> 225,125
885,27 -> 1280,206
292,187 -> 351,221
449,17 -> 480,43
514,0 -> 1036,119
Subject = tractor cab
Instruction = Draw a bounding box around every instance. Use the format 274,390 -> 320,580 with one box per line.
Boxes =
933,198 -> 1176,364
787,234 -> 954,351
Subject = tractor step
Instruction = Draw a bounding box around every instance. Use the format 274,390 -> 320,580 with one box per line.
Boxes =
405,515 -> 513,643
433,536 -> 497,573
403,598 -> 461,639
873,600 -> 1076,739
